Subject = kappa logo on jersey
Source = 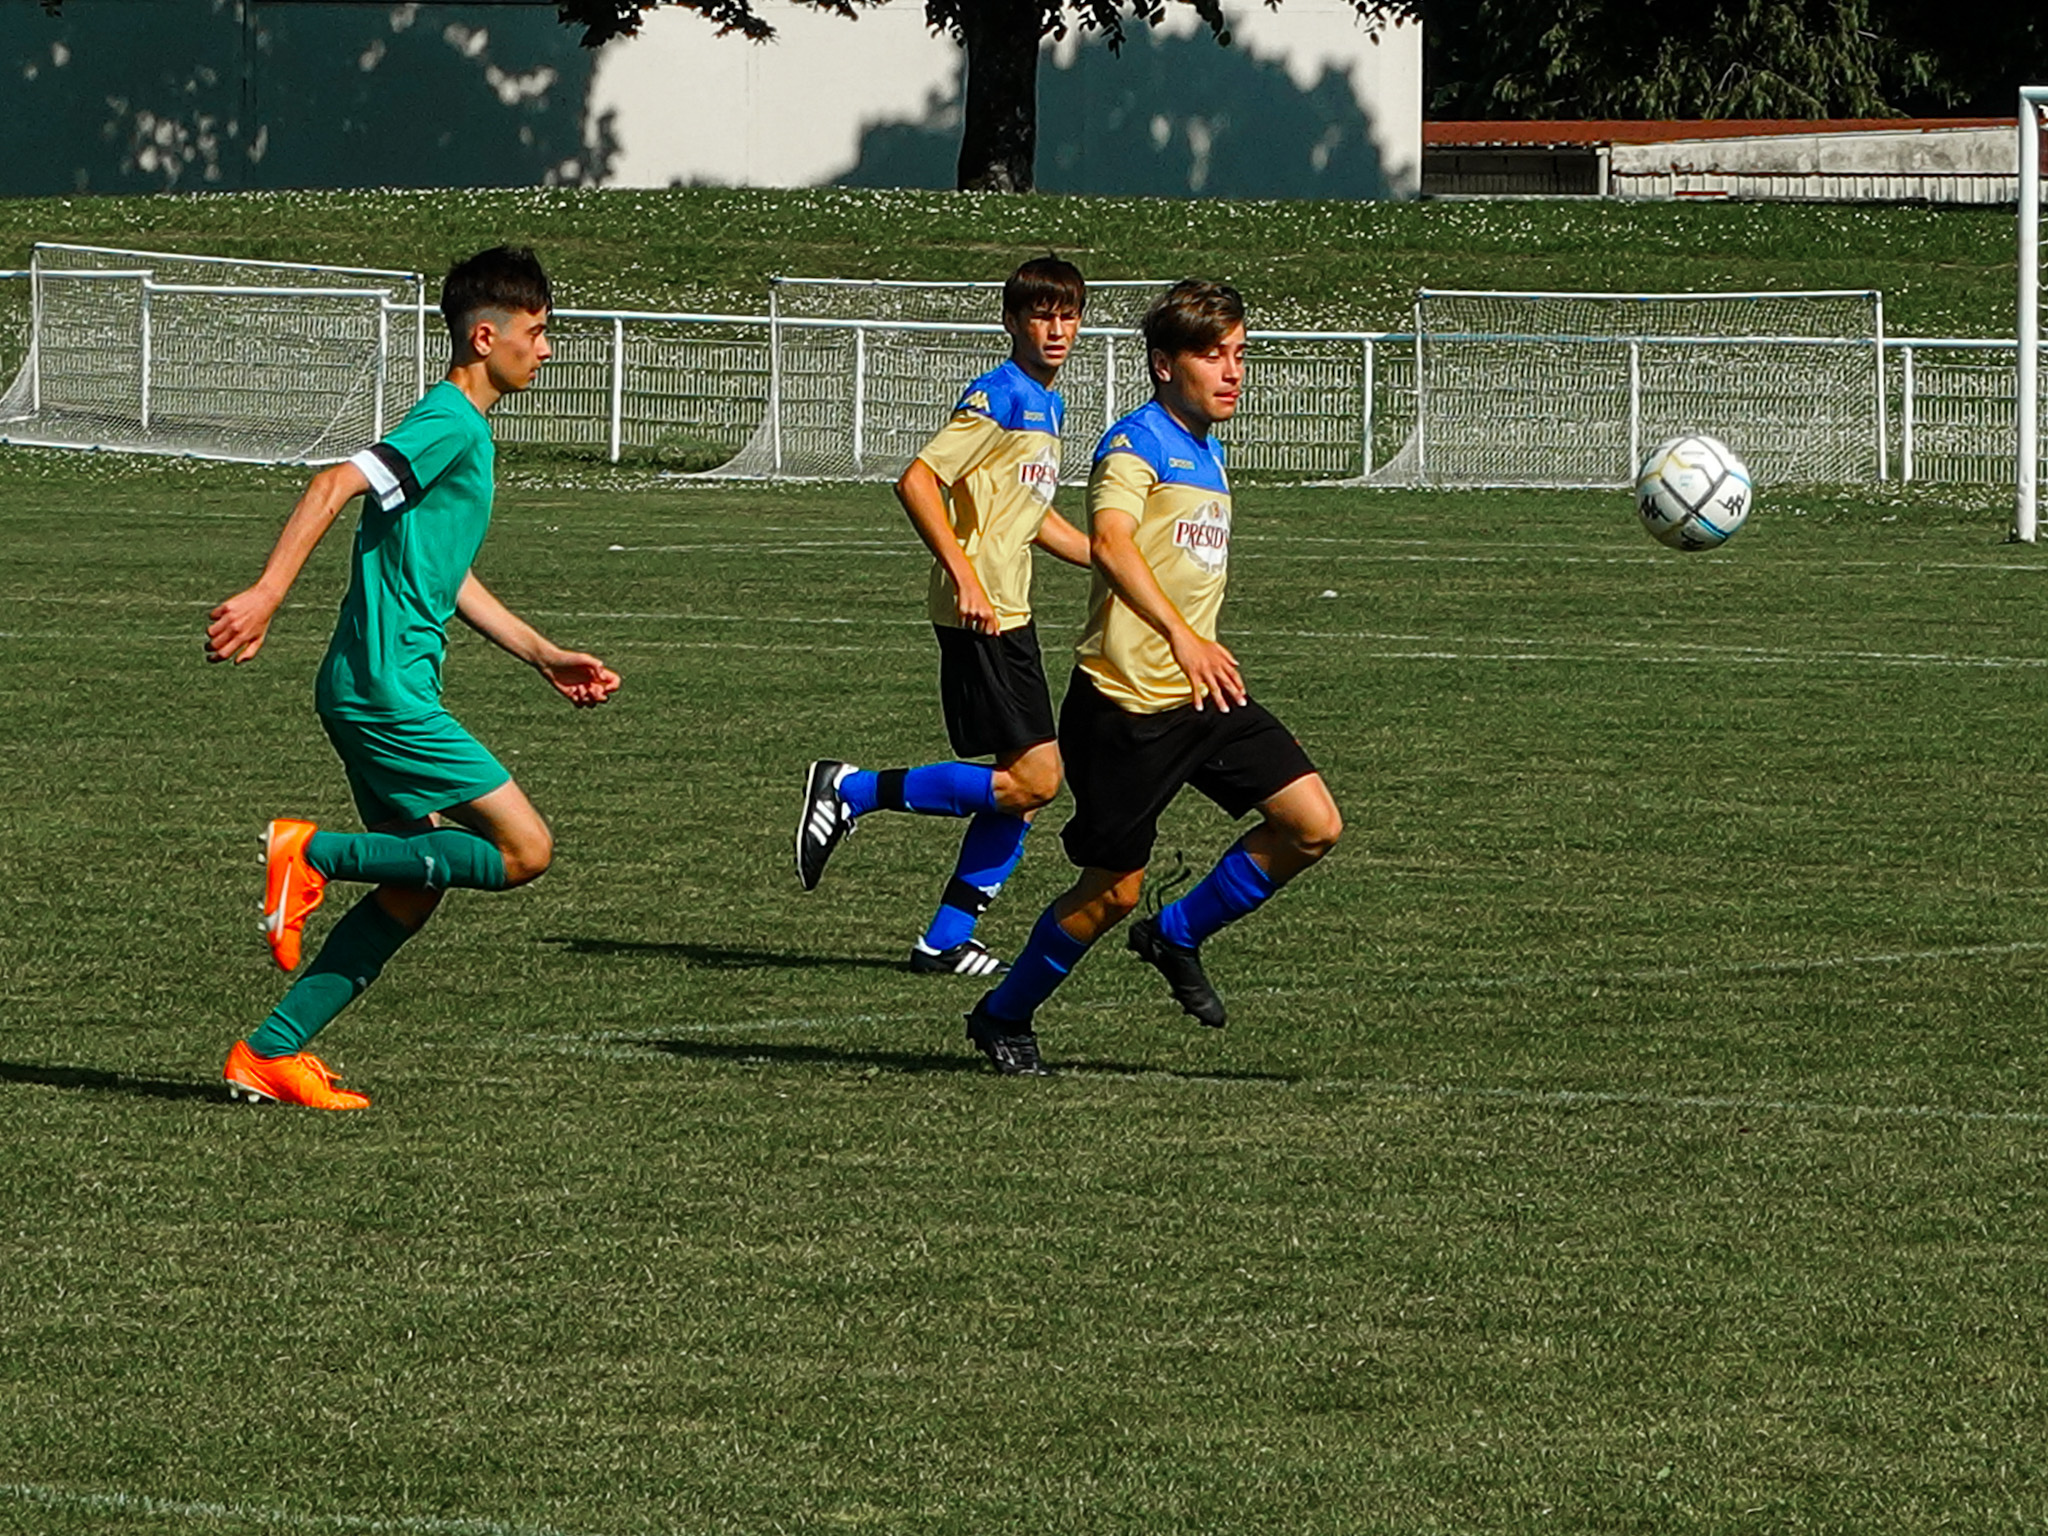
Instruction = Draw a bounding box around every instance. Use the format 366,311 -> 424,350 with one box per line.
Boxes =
1172,499 -> 1231,573
1108,433 -> 1133,450
960,389 -> 993,415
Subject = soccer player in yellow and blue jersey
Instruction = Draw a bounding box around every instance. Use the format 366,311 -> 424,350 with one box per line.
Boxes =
204,246 -> 620,1109
963,280 -> 1343,1074
796,259 -> 1091,976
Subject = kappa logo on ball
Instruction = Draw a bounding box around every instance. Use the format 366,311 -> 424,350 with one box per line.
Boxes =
1172,500 -> 1231,572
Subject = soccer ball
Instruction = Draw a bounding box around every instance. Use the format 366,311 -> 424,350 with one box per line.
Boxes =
1634,434 -> 1753,551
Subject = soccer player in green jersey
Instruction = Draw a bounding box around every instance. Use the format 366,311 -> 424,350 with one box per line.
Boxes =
964,279 -> 1343,1075
795,258 -> 1091,976
205,245 -> 620,1110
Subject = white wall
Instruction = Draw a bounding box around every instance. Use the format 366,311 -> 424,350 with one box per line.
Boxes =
588,0 -> 1419,196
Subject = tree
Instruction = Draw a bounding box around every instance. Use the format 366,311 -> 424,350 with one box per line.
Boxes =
1419,0 -> 2048,120
556,0 -> 1420,191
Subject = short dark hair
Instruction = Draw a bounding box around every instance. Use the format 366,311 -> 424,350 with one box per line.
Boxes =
1004,256 -> 1086,320
440,246 -> 552,341
1142,279 -> 1245,359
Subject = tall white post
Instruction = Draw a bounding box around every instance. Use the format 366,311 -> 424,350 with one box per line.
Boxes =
1360,337 -> 1375,478
609,317 -> 625,464
374,301 -> 389,442
1900,344 -> 1916,484
1872,290 -> 1889,482
2017,89 -> 2046,542
139,280 -> 152,431
1627,338 -> 1641,480
852,324 -> 867,472
768,282 -> 784,477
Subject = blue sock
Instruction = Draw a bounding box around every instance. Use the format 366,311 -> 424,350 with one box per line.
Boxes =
922,812 -> 1030,952
1156,840 -> 1275,949
841,762 -> 996,820
982,903 -> 1090,1025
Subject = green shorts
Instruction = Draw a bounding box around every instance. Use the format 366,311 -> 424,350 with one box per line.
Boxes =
319,709 -> 512,828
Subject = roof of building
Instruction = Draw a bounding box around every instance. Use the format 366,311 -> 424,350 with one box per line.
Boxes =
1425,119 -> 2016,149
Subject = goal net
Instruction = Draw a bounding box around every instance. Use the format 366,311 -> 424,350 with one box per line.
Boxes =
0,243 -> 428,463
709,277 -> 1170,481
1367,288 -> 1886,488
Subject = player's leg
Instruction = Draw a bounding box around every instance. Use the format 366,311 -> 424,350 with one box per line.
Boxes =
262,713 -> 522,969
961,670 -> 1173,1073
799,625 -> 1059,943
909,624 -> 1065,968
970,861 -> 1146,1070
1131,709 -> 1339,1029
911,739 -> 1060,975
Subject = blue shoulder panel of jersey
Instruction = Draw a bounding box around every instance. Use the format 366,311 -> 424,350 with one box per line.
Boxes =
954,360 -> 1061,436
1095,400 -> 1227,492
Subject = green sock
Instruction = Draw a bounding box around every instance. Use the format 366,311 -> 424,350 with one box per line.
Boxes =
305,828 -> 508,891
246,893 -> 414,1057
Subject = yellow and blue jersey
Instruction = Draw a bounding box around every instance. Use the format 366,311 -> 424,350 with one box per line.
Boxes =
915,359 -> 1064,631
1077,399 -> 1232,714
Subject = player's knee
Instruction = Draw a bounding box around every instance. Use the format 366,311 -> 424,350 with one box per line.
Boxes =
1098,874 -> 1146,924
994,755 -> 1062,813
1298,803 -> 1342,861
500,827 -> 554,887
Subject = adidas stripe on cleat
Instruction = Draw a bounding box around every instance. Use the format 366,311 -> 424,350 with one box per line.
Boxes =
794,759 -> 857,891
223,1039 -> 370,1110
261,818 -> 327,971
908,939 -> 1009,978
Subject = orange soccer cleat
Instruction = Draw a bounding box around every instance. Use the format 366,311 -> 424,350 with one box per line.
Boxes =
223,1039 -> 371,1110
261,818 -> 327,970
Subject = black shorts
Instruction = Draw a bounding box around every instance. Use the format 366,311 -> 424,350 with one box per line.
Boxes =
1057,669 -> 1318,873
934,622 -> 1058,760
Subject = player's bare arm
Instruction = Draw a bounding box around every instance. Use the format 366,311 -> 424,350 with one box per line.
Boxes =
895,456 -> 998,634
205,461 -> 373,666
455,573 -> 621,708
1032,509 -> 1091,568
1090,508 -> 1245,712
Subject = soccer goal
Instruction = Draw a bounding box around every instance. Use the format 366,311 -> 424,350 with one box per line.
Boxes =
2015,88 -> 2048,541
711,277 -> 1173,480
1368,288 -> 1887,488
0,243 -> 427,463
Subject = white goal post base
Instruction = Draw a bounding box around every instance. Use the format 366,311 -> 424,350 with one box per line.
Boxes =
2015,87 -> 2048,542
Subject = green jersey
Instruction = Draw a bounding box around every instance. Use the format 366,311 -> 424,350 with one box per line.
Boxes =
317,382 -> 495,721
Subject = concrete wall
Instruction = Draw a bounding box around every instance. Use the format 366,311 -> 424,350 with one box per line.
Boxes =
588,0 -> 1421,199
1609,126 -> 2021,203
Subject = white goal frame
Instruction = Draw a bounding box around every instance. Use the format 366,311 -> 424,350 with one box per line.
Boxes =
2017,88 -> 2048,541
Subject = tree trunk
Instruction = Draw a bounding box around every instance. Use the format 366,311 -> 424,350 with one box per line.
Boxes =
954,0 -> 1040,191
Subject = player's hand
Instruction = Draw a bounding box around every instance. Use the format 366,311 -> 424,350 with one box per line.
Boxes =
205,586 -> 281,665
539,651 -> 622,708
1171,632 -> 1246,713
953,575 -> 1000,636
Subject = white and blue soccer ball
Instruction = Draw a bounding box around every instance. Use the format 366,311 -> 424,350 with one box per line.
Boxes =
1634,434 -> 1752,551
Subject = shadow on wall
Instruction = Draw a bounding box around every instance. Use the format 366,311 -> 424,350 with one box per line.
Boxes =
0,0 -> 610,196
837,28 -> 1390,199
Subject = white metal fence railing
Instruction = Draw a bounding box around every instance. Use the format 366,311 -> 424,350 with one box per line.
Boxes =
2,259 -> 2046,487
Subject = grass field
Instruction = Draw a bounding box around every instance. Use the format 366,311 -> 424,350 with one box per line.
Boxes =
2,442 -> 2045,1533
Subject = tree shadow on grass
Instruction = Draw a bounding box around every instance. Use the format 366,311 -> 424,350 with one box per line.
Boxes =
543,936 -> 906,972
0,1060 -> 230,1103
645,1037 -> 1297,1084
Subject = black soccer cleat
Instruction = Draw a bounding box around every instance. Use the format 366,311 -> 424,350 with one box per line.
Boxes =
1127,915 -> 1227,1029
965,998 -> 1050,1076
795,759 -> 856,891
909,939 -> 1009,978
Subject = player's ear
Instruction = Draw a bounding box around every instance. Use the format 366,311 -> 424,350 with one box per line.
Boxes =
467,315 -> 498,359
1149,347 -> 1173,386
